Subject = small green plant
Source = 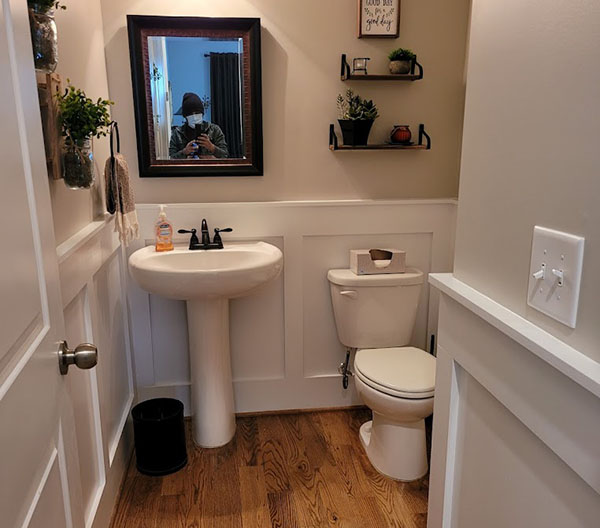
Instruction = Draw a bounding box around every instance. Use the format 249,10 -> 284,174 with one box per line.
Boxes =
28,1 -> 66,12
388,48 -> 416,62
57,82 -> 113,146
336,89 -> 379,121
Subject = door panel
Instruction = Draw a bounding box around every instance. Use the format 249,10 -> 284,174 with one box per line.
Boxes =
26,449 -> 70,528
0,355 -> 63,527
0,0 -> 82,526
0,0 -> 45,381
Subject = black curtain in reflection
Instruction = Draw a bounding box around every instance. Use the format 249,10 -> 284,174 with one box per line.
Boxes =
210,52 -> 244,158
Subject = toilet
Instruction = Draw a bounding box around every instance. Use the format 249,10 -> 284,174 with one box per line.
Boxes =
327,267 -> 435,481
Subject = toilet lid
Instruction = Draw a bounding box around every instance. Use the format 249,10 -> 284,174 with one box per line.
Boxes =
354,347 -> 436,398
327,268 -> 424,287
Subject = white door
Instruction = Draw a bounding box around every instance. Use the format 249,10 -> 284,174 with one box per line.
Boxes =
0,1 -> 87,527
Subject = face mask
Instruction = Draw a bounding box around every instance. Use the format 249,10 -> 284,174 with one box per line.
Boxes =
186,113 -> 203,127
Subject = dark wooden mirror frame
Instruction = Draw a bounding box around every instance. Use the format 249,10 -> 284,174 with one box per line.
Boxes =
127,15 -> 263,177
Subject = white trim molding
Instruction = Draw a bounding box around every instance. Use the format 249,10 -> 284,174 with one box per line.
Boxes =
429,273 -> 600,398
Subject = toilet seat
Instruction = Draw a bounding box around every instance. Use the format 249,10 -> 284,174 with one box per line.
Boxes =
354,347 -> 436,399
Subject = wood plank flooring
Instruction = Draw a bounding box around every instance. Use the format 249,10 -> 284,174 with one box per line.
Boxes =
110,409 -> 429,528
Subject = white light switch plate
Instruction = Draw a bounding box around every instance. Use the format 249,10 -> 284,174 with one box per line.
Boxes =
527,226 -> 584,328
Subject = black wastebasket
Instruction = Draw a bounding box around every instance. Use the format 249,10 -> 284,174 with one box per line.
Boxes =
132,398 -> 187,476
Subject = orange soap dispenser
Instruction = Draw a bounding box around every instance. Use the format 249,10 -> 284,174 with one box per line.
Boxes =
155,204 -> 174,252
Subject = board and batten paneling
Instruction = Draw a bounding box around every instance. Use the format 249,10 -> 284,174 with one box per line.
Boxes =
129,200 -> 457,413
63,290 -> 105,525
428,274 -> 600,528
58,216 -> 135,528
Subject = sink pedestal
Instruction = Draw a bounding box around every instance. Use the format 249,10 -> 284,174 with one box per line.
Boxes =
128,242 -> 284,448
186,298 -> 236,447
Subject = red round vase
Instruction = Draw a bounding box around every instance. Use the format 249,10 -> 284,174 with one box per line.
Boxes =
390,125 -> 412,144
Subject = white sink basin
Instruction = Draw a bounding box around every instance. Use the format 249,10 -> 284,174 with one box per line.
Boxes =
128,241 -> 283,448
129,242 -> 283,300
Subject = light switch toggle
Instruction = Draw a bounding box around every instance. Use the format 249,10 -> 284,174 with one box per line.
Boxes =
532,263 -> 546,280
528,226 -> 584,328
552,268 -> 564,286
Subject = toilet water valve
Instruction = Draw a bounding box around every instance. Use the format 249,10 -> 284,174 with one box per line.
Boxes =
338,349 -> 354,389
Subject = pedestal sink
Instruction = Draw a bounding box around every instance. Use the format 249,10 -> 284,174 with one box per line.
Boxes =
129,242 -> 283,447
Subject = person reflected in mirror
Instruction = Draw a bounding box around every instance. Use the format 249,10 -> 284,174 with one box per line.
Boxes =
169,92 -> 228,159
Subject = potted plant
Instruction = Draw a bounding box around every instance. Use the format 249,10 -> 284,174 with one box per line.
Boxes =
336,89 -> 379,146
57,82 -> 113,189
388,48 -> 416,75
28,1 -> 66,73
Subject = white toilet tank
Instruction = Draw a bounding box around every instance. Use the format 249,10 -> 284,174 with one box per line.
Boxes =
327,268 -> 424,349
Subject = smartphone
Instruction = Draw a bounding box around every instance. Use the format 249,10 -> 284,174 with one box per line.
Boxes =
195,123 -> 208,137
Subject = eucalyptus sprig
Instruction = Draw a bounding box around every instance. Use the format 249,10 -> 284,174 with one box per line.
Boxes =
28,1 -> 66,12
337,88 -> 379,121
57,81 -> 113,147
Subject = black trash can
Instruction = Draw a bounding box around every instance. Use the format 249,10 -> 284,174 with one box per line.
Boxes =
131,398 -> 187,476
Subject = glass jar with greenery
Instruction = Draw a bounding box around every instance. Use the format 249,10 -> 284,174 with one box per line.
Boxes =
57,83 -> 113,189
28,1 -> 65,73
336,89 -> 379,146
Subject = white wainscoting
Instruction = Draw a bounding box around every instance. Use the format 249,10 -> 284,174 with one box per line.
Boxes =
57,216 -> 135,528
428,274 -> 600,528
128,200 -> 457,414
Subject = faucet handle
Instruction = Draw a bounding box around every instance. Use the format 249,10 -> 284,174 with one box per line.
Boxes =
178,228 -> 199,248
213,227 -> 232,248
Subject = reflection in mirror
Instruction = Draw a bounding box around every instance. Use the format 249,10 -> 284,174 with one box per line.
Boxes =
147,36 -> 245,161
128,16 -> 262,177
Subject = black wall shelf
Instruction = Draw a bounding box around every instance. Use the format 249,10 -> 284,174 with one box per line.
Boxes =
329,124 -> 431,151
340,54 -> 423,81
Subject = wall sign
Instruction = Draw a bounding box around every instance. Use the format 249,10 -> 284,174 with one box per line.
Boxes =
358,0 -> 400,38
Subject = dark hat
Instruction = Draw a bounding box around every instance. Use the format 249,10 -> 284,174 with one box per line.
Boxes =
178,92 -> 204,117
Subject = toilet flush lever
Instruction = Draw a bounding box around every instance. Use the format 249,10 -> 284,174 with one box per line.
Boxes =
532,263 -> 546,280
340,290 -> 358,299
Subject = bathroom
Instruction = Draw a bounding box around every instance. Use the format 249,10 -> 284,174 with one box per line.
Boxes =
1,0 -> 599,527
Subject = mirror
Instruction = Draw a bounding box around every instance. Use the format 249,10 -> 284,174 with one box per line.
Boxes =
127,16 -> 263,177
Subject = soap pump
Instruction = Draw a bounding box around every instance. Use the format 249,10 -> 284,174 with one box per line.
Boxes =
155,204 -> 174,252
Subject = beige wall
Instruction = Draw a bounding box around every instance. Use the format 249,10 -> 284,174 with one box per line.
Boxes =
100,0 -> 470,204
454,0 -> 600,361
50,0 -> 112,244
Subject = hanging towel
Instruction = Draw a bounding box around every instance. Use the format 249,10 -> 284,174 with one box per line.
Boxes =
104,122 -> 139,245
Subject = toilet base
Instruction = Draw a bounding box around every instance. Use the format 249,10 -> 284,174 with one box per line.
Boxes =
359,414 -> 428,482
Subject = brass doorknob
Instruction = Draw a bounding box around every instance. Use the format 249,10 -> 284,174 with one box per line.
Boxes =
58,340 -> 98,375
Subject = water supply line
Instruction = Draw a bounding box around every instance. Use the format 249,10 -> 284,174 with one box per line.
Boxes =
338,347 -> 356,389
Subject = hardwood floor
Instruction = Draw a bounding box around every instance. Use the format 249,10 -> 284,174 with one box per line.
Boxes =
110,409 -> 429,528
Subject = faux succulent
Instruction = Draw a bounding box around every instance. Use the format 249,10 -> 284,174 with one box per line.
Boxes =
388,48 -> 416,62
336,89 -> 379,121
57,82 -> 113,146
